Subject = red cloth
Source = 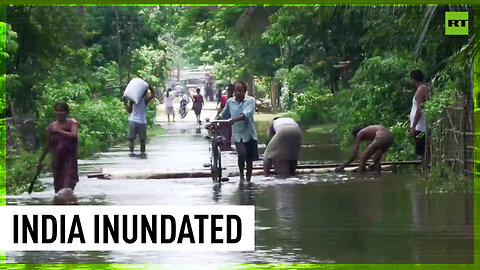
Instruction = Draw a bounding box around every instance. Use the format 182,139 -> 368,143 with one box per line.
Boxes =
218,95 -> 233,150
220,95 -> 228,108
192,94 -> 204,115
48,119 -> 79,193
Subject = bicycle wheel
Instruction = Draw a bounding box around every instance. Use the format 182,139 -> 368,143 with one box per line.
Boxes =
211,143 -> 222,182
179,106 -> 187,119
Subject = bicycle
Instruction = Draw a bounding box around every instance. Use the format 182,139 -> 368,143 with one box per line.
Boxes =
204,118 -> 230,183
179,95 -> 189,119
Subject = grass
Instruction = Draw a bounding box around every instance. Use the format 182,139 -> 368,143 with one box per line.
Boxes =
304,123 -> 337,134
255,111 -> 302,122
148,125 -> 168,137
254,112 -> 276,122
255,111 -> 338,136
416,165 -> 473,193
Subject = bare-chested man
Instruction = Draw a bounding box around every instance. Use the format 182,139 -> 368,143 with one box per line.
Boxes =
335,125 -> 394,173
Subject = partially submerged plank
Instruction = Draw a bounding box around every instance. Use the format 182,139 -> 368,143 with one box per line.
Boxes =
88,165 -> 394,180
89,169 -> 211,180
249,160 -> 419,170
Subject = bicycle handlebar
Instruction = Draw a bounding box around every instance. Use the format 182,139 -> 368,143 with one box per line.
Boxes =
211,119 -> 231,123
205,118 -> 230,124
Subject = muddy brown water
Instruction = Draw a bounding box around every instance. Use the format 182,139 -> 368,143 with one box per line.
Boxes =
6,104 -> 474,264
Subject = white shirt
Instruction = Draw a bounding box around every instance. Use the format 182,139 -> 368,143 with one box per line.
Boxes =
410,96 -> 426,132
219,96 -> 257,143
175,85 -> 182,93
164,93 -> 174,108
273,117 -> 298,132
129,99 -> 147,124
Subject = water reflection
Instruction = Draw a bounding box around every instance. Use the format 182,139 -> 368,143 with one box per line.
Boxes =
127,152 -> 148,160
8,250 -> 111,264
212,183 -> 222,202
252,174 -> 474,263
237,180 -> 256,205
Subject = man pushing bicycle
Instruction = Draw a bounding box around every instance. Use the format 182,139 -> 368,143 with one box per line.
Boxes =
217,81 -> 258,182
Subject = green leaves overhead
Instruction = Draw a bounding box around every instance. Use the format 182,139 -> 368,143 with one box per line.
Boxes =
175,6 -> 279,82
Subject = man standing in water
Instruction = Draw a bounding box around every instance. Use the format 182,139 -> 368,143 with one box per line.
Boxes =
335,125 -> 394,173
409,69 -> 430,170
218,81 -> 258,181
123,84 -> 157,154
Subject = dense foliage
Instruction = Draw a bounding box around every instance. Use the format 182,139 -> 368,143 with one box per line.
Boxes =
266,7 -> 471,167
5,6 -> 173,194
334,54 -> 425,159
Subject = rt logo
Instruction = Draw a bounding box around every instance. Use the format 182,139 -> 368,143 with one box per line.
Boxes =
445,12 -> 468,35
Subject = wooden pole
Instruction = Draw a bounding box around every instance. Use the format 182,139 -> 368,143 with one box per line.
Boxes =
89,165 -> 395,180
87,162 -> 420,180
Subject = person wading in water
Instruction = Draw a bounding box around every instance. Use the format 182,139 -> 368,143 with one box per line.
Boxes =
218,81 -> 258,181
192,88 -> 205,124
123,85 -> 157,154
263,117 -> 302,177
37,102 -> 79,198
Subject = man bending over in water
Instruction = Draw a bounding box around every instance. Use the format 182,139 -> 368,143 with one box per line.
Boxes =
335,125 -> 394,173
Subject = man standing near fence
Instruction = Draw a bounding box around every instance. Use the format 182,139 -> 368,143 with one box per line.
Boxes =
409,69 -> 431,171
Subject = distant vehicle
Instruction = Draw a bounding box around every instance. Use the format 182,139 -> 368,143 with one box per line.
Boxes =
168,65 -> 213,96
186,83 -> 198,89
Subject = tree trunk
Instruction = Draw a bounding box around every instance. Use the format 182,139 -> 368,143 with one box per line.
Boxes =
15,6 -> 32,72
9,101 -> 16,118
271,83 -> 277,110
115,7 -> 123,88
127,7 -> 135,82
471,54 -> 474,104
75,6 -> 85,49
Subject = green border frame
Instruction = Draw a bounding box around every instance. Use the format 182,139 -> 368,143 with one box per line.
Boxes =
0,2 -> 478,269
0,0 -> 478,4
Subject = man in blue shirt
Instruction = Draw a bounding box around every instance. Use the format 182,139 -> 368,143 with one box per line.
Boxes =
219,81 -> 259,181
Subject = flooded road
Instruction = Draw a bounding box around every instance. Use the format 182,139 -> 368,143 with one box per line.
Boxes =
6,101 -> 474,264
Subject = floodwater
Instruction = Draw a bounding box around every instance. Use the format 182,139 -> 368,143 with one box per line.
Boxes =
6,102 -> 474,264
